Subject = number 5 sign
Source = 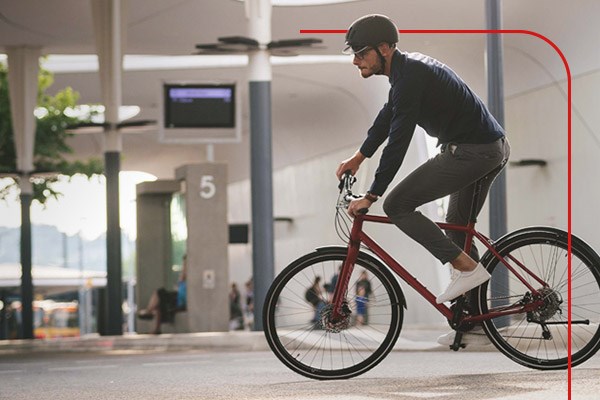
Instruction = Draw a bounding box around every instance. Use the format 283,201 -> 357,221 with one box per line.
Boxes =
199,175 -> 216,199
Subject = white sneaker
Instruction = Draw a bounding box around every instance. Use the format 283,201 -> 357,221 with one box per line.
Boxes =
437,326 -> 491,347
436,263 -> 491,304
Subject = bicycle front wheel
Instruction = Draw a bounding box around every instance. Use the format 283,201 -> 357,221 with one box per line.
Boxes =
263,247 -> 404,380
479,228 -> 600,369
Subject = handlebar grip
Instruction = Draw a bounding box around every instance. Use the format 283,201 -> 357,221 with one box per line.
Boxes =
357,208 -> 369,215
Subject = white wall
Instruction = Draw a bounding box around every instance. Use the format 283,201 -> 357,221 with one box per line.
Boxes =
505,70 -> 600,253
571,71 -> 600,250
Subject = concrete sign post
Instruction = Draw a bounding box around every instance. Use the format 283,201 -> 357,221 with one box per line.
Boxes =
176,163 -> 229,332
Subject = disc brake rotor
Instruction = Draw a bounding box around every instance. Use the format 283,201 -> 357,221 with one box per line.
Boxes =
319,302 -> 352,333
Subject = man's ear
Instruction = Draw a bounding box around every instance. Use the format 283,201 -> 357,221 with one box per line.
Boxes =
378,43 -> 394,57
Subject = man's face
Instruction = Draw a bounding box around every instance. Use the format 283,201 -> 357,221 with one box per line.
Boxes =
352,47 -> 381,78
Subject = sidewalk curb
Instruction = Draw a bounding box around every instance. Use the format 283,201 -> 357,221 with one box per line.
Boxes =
0,329 -> 494,354
0,332 -> 269,354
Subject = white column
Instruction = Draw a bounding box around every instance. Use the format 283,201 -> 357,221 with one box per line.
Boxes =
247,0 -> 272,81
246,0 -> 272,46
91,0 -> 127,151
6,46 -> 41,179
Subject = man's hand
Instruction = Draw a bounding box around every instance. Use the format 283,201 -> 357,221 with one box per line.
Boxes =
347,196 -> 373,218
336,151 -> 366,180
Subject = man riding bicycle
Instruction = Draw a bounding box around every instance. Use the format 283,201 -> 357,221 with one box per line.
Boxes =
335,15 -> 511,322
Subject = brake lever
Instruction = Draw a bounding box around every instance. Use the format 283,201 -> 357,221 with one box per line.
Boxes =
338,171 -> 356,193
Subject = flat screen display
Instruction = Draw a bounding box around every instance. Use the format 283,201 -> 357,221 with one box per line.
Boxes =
164,84 -> 235,128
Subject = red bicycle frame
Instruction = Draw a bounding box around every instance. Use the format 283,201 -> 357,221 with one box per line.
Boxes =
330,213 -> 547,324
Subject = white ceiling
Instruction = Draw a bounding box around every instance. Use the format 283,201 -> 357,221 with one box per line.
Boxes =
1,0 -> 598,182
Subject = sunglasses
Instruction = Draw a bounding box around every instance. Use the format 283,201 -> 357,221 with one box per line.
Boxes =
352,46 -> 373,60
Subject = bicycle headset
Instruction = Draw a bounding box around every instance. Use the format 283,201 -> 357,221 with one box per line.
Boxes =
343,14 -> 399,75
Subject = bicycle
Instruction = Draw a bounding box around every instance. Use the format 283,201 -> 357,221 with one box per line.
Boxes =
263,172 -> 600,380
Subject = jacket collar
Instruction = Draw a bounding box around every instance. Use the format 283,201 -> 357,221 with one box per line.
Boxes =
389,50 -> 405,84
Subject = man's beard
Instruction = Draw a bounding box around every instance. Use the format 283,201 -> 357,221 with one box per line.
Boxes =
373,59 -> 384,75
360,62 -> 383,78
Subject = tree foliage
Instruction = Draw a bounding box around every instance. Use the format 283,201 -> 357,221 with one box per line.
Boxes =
0,61 -> 103,204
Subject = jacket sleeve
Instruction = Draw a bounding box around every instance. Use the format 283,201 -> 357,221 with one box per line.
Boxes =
367,67 -> 427,196
359,90 -> 393,158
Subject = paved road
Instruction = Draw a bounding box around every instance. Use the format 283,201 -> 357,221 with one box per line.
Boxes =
1,349 -> 598,399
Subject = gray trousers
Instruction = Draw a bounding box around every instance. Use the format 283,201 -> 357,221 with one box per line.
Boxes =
382,137 -> 510,264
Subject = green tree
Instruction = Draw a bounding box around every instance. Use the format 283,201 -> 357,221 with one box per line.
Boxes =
0,61 -> 103,204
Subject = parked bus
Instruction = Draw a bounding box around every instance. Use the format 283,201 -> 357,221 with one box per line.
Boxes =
32,300 -> 80,339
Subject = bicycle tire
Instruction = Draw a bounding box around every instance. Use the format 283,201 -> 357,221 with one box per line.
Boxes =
263,247 -> 404,380
477,227 -> 600,369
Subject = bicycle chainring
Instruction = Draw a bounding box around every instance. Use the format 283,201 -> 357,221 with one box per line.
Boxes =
446,297 -> 476,331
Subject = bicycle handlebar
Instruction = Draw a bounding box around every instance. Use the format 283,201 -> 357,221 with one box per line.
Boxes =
337,172 -> 369,215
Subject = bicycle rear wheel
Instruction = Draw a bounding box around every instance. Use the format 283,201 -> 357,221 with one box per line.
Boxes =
263,247 -> 404,380
478,228 -> 600,369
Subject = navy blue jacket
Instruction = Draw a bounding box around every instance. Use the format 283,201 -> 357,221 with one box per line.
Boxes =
360,50 -> 504,195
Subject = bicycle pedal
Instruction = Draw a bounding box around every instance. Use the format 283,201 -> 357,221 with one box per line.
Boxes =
449,343 -> 466,351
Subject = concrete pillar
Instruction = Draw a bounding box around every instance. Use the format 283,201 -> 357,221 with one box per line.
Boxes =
176,163 -> 229,332
486,0 -> 510,322
91,0 -> 127,335
7,46 -> 41,339
486,0 -> 507,241
135,180 -> 180,334
247,0 -> 274,332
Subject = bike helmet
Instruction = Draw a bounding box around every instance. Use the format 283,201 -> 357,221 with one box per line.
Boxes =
343,14 -> 399,55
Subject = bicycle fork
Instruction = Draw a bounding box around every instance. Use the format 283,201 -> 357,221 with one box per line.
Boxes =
330,217 -> 365,321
